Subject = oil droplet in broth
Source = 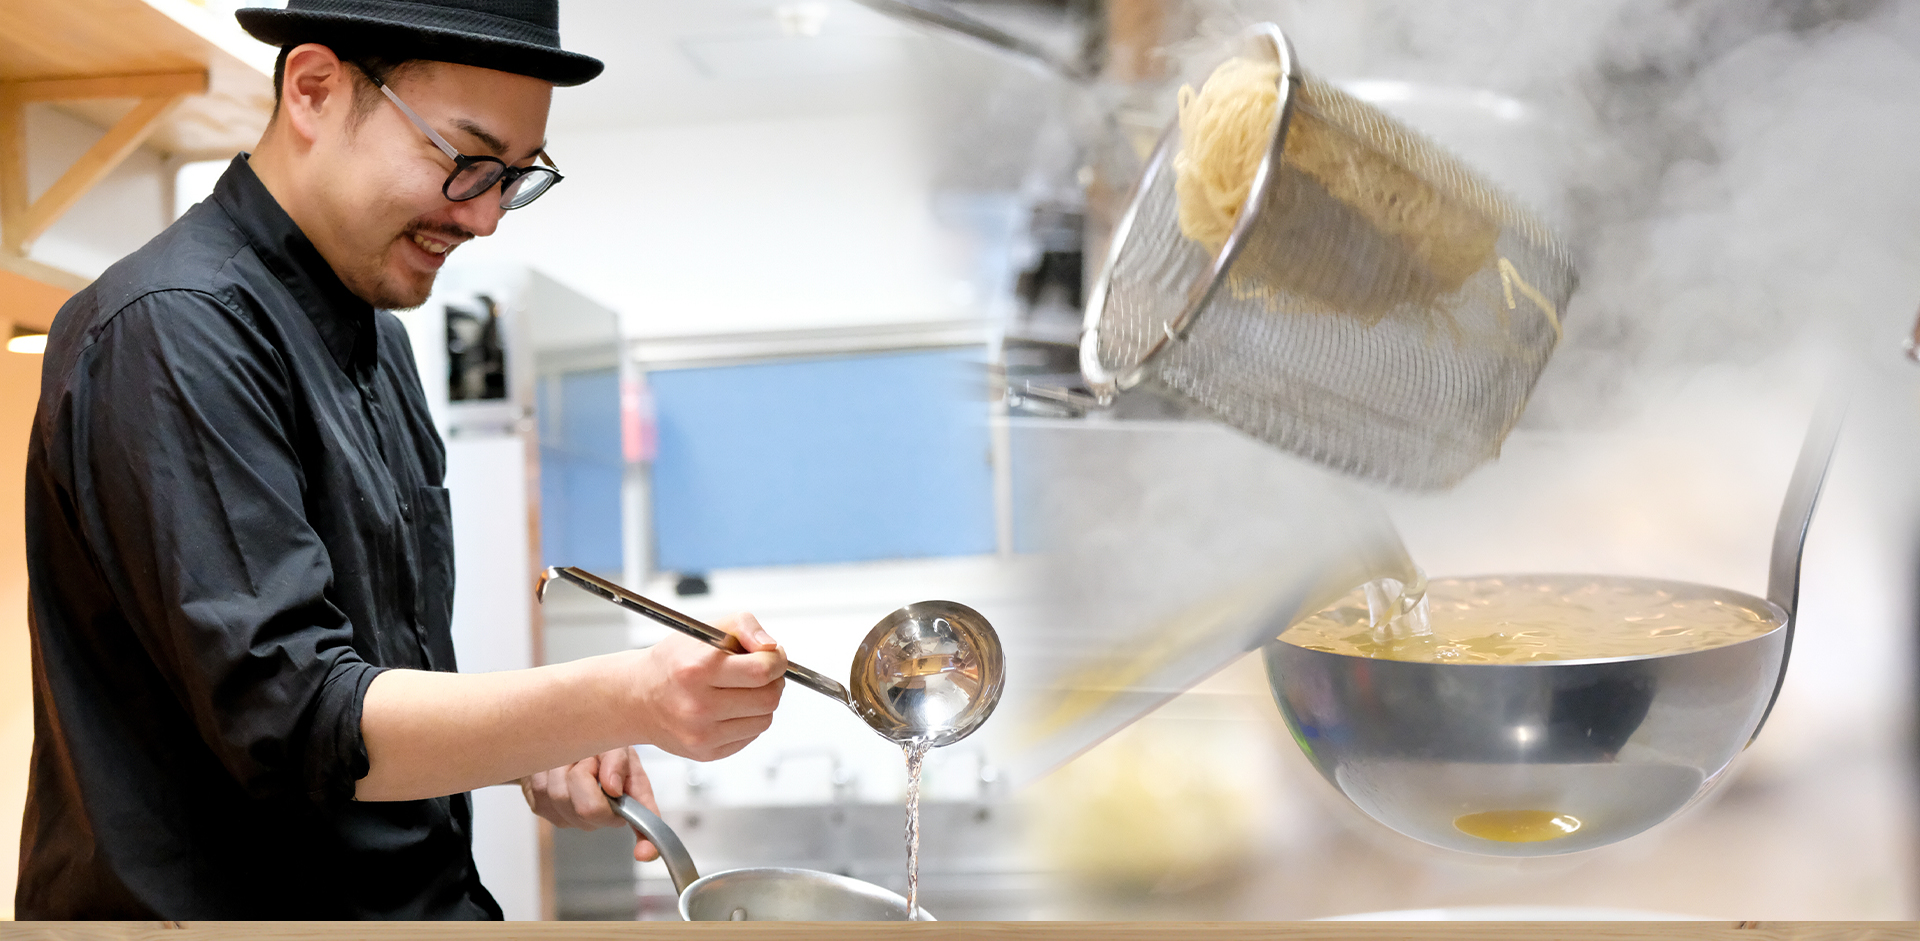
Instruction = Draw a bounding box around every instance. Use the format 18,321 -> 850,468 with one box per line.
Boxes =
1453,809 -> 1582,843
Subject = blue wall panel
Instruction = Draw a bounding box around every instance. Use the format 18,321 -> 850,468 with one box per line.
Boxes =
539,368 -> 625,571
649,348 -> 994,571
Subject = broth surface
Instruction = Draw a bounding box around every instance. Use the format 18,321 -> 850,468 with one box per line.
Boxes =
1280,575 -> 1783,663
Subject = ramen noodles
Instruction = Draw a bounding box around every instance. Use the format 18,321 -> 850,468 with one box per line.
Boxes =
1174,56 -> 1281,253
1172,55 -> 1500,315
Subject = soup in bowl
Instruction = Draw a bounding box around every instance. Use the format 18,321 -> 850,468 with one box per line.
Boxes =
1263,573 -> 1788,856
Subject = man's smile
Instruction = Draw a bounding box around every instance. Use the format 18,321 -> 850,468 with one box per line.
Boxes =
409,231 -> 458,255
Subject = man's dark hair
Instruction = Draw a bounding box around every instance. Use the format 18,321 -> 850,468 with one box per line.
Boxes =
269,43 -> 426,128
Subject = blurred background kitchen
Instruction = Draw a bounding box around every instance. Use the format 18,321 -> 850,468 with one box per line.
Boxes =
0,0 -> 1917,921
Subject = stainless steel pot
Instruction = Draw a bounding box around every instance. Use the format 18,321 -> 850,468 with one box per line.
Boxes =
610,796 -> 934,921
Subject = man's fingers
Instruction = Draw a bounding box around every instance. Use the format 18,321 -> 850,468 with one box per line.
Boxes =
594,747 -> 662,863
715,612 -> 779,652
679,713 -> 776,761
567,760 -> 620,829
667,683 -> 784,733
707,650 -> 789,690
521,769 -> 549,811
597,747 -> 637,797
538,770 -> 576,826
641,619 -> 786,763
564,760 -> 600,821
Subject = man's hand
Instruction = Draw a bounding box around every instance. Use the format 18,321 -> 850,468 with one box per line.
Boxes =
521,746 -> 661,862
358,614 -> 787,803
632,613 -> 786,761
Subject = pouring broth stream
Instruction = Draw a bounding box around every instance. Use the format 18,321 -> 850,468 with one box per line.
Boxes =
903,740 -> 930,921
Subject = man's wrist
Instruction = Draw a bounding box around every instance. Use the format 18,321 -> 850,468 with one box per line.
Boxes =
580,647 -> 656,749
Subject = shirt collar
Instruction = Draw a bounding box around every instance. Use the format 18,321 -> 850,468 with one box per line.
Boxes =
211,155 -> 376,377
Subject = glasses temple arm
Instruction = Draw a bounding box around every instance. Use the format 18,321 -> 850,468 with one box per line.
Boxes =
373,78 -> 465,165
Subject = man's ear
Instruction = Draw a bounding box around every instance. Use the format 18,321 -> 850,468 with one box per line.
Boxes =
278,43 -> 350,147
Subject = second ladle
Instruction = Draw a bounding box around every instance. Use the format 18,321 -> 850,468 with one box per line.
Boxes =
537,567 -> 1005,748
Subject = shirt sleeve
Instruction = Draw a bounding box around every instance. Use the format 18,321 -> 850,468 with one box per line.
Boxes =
61,288 -> 386,803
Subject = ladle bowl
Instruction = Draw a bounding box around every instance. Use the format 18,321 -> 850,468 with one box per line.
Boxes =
1261,397 -> 1840,856
1263,575 -> 1788,856
850,600 -> 1005,748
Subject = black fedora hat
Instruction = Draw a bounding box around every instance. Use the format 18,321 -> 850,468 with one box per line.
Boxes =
236,0 -> 604,87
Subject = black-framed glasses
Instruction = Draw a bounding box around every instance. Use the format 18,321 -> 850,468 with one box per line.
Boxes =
369,75 -> 562,210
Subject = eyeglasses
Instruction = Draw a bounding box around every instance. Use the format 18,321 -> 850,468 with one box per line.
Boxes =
369,74 -> 562,210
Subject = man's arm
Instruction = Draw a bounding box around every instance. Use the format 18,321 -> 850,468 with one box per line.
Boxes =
355,615 -> 786,802
71,290 -> 785,805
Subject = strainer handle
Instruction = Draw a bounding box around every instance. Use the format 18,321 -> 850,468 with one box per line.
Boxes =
1007,381 -> 1104,415
848,0 -> 1093,81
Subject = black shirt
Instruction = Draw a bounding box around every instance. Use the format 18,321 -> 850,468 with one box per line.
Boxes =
17,157 -> 502,920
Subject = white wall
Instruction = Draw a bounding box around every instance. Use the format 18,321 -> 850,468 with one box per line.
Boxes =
444,434 -> 543,921
457,110 -> 978,339
22,104 -> 173,278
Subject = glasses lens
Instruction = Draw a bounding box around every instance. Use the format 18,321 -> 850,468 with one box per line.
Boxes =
447,159 -> 506,201
501,168 -> 559,209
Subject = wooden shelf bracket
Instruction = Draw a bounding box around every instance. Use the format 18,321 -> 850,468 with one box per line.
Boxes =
0,69 -> 207,256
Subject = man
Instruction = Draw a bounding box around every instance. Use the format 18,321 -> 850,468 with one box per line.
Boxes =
16,0 -> 787,919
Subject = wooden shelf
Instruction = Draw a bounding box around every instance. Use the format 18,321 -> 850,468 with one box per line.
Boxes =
0,0 -> 273,160
0,0 -> 274,287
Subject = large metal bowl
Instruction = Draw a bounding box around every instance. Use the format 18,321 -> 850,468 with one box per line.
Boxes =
1263,574 -> 1789,856
679,868 -> 931,922
611,795 -> 935,921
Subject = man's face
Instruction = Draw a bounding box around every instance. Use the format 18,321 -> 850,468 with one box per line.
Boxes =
312,60 -> 553,310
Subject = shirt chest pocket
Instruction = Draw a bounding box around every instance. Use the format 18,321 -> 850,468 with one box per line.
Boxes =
410,485 -> 458,671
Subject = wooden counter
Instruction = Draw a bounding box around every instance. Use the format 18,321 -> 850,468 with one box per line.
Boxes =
0,922 -> 1912,941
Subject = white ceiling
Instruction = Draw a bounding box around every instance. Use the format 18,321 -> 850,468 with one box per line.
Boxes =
226,1 -> 936,130
543,0 -> 932,131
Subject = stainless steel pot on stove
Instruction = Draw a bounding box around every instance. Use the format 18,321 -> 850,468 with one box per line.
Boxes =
611,796 -> 934,921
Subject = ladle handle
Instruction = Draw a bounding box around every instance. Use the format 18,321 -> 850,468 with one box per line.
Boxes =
1750,391 -> 1846,746
1765,398 -> 1845,618
537,567 -> 855,706
608,795 -> 700,895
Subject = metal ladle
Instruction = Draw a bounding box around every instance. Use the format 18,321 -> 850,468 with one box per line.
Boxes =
536,567 -> 1005,748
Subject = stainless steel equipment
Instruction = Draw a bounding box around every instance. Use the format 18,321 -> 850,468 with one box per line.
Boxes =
1076,23 -> 1577,490
611,795 -> 934,921
1261,401 -> 1842,856
848,0 -> 1095,81
537,567 -> 1005,748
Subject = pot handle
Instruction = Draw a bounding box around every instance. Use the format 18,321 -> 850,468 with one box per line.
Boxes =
609,795 -> 701,895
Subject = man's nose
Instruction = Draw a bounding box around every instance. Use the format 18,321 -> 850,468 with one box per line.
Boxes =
446,192 -> 507,238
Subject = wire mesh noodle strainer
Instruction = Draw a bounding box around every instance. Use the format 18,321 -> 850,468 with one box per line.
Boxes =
1080,23 -> 1578,490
